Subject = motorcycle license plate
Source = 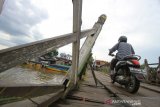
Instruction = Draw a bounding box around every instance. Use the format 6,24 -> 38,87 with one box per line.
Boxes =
129,67 -> 145,81
129,67 -> 142,73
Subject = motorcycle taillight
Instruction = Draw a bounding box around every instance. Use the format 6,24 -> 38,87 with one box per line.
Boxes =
131,60 -> 140,65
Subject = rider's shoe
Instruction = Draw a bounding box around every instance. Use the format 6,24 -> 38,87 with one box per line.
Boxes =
110,75 -> 116,83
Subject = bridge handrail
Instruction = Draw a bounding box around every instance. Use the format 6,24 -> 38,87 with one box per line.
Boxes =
0,29 -> 95,73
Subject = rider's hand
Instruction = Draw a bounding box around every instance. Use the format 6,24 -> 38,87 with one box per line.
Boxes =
109,53 -> 114,56
110,54 -> 114,56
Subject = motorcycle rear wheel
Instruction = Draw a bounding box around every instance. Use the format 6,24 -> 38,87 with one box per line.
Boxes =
125,74 -> 140,93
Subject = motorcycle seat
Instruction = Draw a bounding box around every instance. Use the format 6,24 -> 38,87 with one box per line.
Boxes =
123,56 -> 138,60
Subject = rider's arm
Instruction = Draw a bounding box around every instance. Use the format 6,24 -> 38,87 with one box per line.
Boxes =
109,43 -> 119,55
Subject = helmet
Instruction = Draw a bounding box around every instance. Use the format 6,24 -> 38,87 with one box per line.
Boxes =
118,36 -> 127,42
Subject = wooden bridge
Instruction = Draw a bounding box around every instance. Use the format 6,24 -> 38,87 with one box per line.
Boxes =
1,1 -> 160,107
0,0 -> 107,106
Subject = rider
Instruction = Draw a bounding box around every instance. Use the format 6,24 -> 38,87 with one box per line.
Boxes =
109,36 -> 135,77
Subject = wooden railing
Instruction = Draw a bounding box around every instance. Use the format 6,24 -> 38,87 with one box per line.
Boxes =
0,29 -> 95,73
0,0 -> 106,106
144,57 -> 160,83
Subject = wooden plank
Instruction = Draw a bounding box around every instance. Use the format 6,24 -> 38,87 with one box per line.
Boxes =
159,57 -> 160,66
0,29 -> 95,73
78,14 -> 107,75
37,89 -> 64,107
71,0 -> 82,85
62,14 -> 106,98
62,0 -> 83,98
1,89 -> 64,107
89,62 -> 98,86
0,85 -> 64,98
52,71 -> 114,107
0,0 -> 5,14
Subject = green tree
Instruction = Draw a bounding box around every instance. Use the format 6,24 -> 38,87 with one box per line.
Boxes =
51,50 -> 58,57
44,50 -> 58,58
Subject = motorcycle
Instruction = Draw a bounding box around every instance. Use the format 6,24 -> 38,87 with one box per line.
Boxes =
109,54 -> 145,93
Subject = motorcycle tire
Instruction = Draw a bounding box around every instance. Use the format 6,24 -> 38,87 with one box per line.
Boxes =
125,74 -> 140,93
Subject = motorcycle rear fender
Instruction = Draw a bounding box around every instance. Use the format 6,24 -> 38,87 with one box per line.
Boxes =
116,61 -> 126,66
115,61 -> 126,71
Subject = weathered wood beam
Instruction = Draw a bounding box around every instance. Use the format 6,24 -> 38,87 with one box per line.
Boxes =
62,14 -> 107,98
0,0 -> 5,14
71,0 -> 82,85
0,29 -> 95,73
1,89 -> 64,107
0,85 -> 64,98
62,0 -> 83,98
78,14 -> 107,75
159,57 -> 160,66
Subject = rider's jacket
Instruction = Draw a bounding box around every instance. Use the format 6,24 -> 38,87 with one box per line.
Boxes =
109,42 -> 135,60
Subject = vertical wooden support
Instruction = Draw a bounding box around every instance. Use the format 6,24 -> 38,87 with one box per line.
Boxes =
157,57 -> 160,83
71,0 -> 82,85
159,57 -> 160,67
144,59 -> 149,68
144,59 -> 150,82
0,0 -> 5,14
62,0 -> 82,98
62,14 -> 106,98
155,57 -> 160,83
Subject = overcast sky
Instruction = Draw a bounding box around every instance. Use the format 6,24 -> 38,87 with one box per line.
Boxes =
0,0 -> 160,64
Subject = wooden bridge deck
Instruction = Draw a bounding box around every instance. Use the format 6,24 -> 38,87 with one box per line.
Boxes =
51,70 -> 160,107
51,71 -> 124,107
1,69 -> 160,107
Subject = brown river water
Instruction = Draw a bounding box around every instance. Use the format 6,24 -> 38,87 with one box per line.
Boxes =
0,65 -> 67,87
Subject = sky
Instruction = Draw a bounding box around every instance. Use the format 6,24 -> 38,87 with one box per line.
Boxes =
0,0 -> 160,64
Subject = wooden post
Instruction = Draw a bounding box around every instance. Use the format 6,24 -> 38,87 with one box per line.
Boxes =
158,56 -> 160,67
71,0 -> 82,85
157,57 -> 160,83
144,59 -> 152,82
0,0 -> 5,14
78,14 -> 107,75
62,0 -> 83,99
